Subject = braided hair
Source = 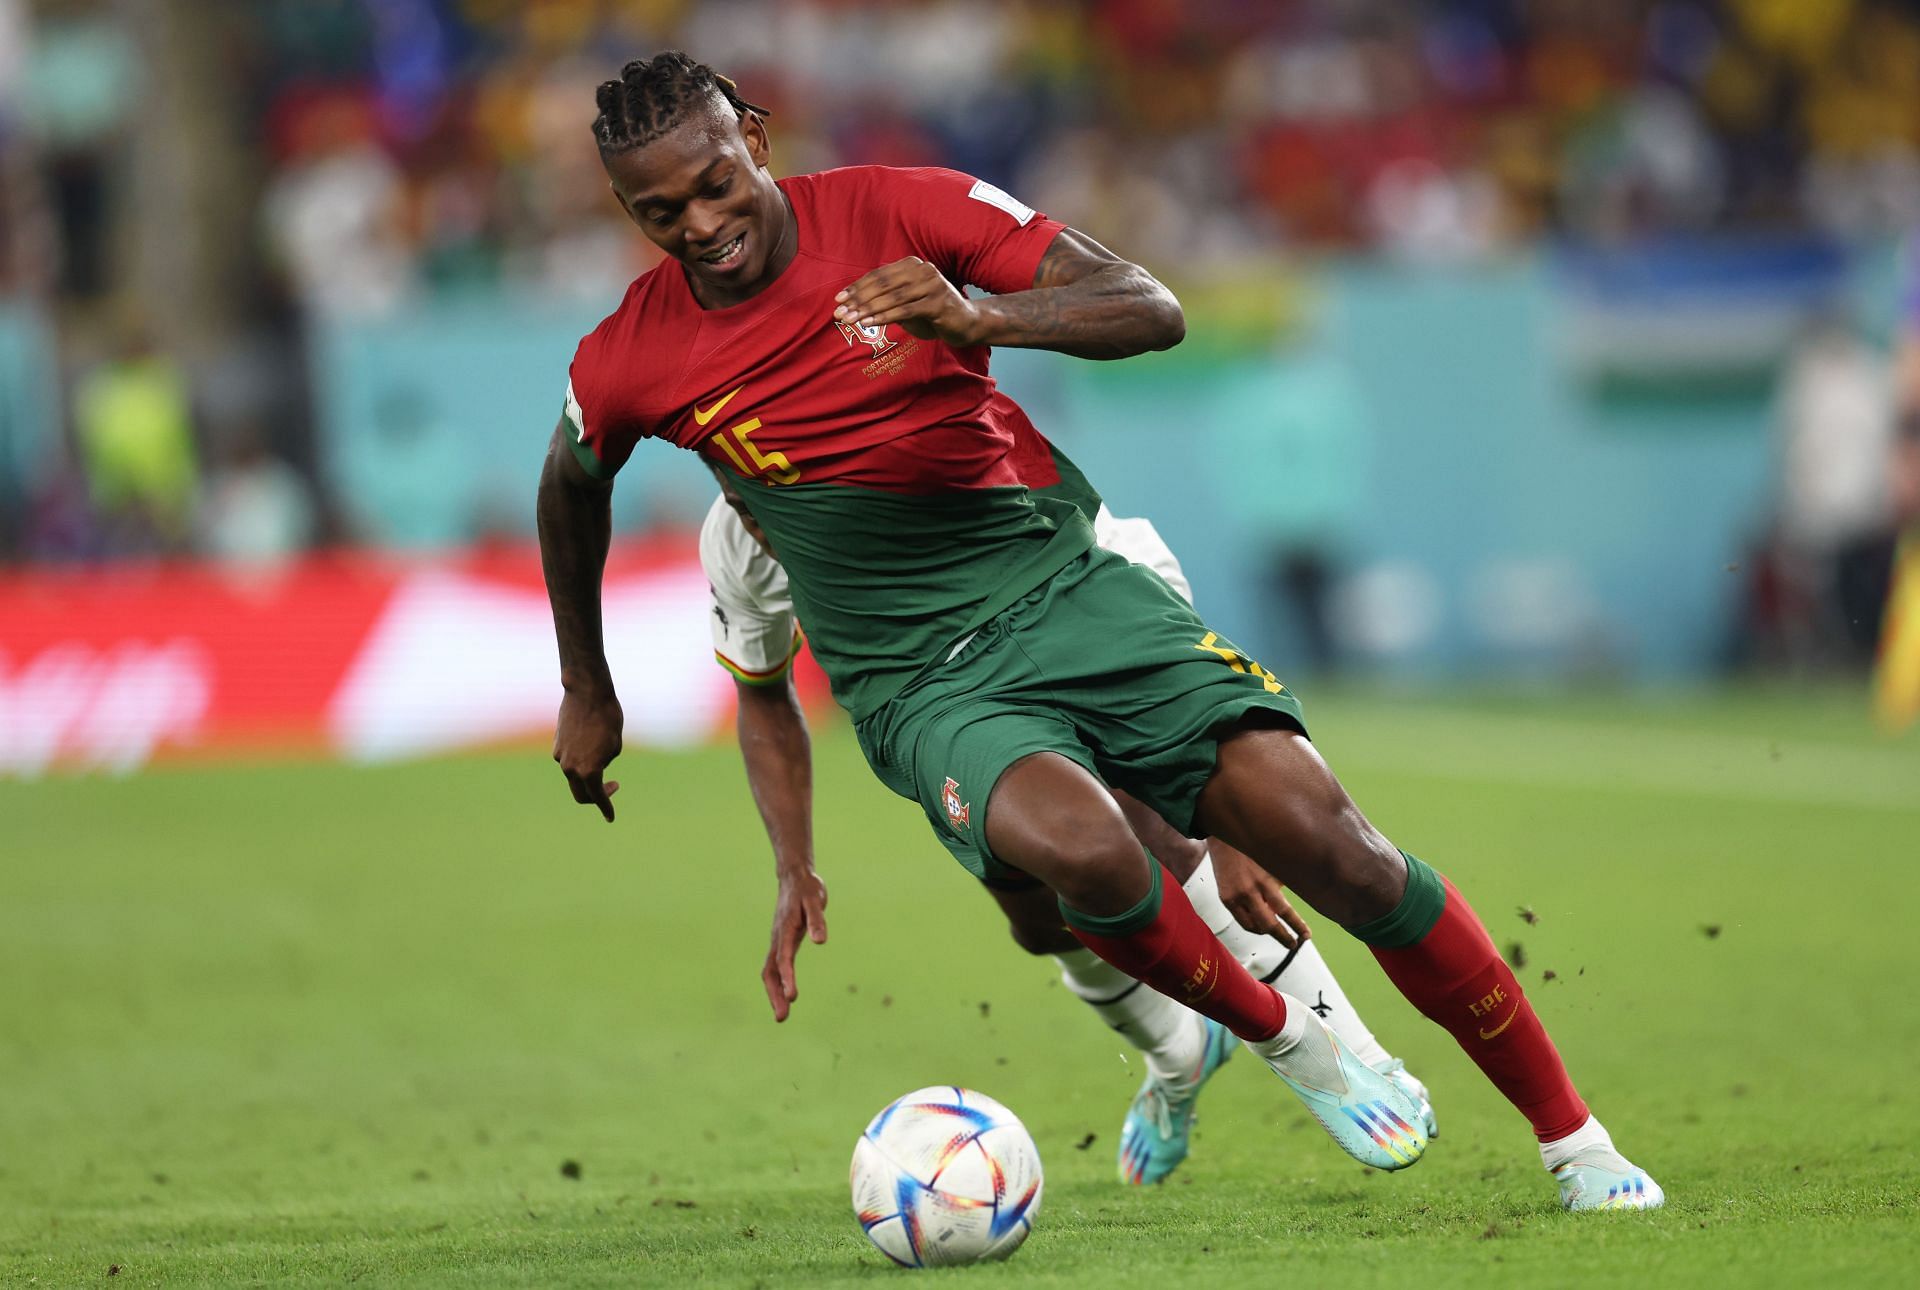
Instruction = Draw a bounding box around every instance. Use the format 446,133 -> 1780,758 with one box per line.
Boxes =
592,51 -> 770,155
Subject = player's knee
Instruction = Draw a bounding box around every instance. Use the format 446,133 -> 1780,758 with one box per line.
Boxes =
1109,788 -> 1207,881
1248,792 -> 1402,924
986,755 -> 1148,908
1049,839 -> 1153,914
1006,816 -> 1146,912
1319,806 -> 1405,922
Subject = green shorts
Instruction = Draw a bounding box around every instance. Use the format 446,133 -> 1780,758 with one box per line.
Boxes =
853,548 -> 1307,883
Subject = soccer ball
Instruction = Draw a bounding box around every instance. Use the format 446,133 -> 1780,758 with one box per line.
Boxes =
849,1086 -> 1043,1267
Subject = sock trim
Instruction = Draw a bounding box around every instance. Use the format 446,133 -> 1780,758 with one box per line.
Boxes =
1347,852 -> 1445,949
1081,979 -> 1147,1007
1059,859 -> 1163,936
1259,941 -> 1303,984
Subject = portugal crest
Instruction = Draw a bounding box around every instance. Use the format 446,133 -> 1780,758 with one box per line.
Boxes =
942,777 -> 970,830
835,316 -> 898,357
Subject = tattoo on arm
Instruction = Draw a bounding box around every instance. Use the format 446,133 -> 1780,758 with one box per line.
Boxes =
1031,229 -> 1120,289
970,228 -> 1184,360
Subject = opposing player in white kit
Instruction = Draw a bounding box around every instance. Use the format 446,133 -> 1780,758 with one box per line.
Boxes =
700,486 -> 1438,1185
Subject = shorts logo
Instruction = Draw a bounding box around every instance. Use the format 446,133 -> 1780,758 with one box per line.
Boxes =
942,777 -> 970,831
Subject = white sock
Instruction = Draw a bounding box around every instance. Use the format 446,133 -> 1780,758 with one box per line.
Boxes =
1267,940 -> 1395,1070
1245,991 -> 1311,1060
1053,948 -> 1204,1084
1181,856 -> 1289,980
1539,1114 -> 1613,1171
1181,854 -> 1397,1070
1245,990 -> 1354,1093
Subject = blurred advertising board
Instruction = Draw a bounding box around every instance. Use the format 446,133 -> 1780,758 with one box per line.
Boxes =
0,538 -> 810,777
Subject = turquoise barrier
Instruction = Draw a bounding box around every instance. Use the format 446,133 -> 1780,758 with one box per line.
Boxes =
0,303 -> 58,514
1000,262 -> 1777,682
312,297 -> 721,545
306,252 -> 1896,680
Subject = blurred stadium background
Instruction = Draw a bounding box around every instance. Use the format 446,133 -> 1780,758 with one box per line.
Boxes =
3,0 -> 1919,774
6,5 -> 1920,1284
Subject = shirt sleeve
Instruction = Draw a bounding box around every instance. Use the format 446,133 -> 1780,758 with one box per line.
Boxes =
888,167 -> 1067,296
563,330 -> 643,480
1093,505 -> 1194,606
699,496 -> 802,685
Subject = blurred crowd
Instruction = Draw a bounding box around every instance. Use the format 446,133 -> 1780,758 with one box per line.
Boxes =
104,0 -> 1920,304
2,0 -> 1920,613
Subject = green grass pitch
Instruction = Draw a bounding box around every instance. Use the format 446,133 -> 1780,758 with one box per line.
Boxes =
3,688 -> 1917,1286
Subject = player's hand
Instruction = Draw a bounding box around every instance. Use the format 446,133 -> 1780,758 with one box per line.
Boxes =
763,867 -> 829,1022
1211,841 -> 1312,948
553,687 -> 623,822
834,258 -> 982,346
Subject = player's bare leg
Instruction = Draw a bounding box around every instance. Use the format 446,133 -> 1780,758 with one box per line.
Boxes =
1194,720 -> 1662,1210
983,751 -> 1427,1171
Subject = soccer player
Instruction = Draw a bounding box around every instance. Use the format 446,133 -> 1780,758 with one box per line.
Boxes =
700,476 -> 1436,1184
538,52 -> 1661,1210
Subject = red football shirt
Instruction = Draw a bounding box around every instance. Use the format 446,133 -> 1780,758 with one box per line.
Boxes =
565,165 -> 1067,490
562,166 -> 1099,720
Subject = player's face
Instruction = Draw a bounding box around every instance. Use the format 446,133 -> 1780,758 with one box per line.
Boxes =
604,108 -> 788,305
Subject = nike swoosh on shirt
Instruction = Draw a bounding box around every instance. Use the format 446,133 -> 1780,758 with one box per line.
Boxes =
693,386 -> 745,426
1478,1009 -> 1519,1040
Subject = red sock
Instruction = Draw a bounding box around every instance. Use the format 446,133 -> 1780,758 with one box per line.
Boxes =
1371,877 -> 1588,1141
1067,863 -> 1287,1043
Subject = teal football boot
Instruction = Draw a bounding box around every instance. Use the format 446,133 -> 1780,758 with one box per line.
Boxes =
1254,1012 -> 1429,1171
1117,1017 -> 1235,1185
1553,1149 -> 1666,1211
1377,1058 -> 1439,1139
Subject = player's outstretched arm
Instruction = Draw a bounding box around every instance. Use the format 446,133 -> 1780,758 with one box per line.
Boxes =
833,229 -> 1183,361
735,676 -> 829,1022
537,418 -> 623,822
